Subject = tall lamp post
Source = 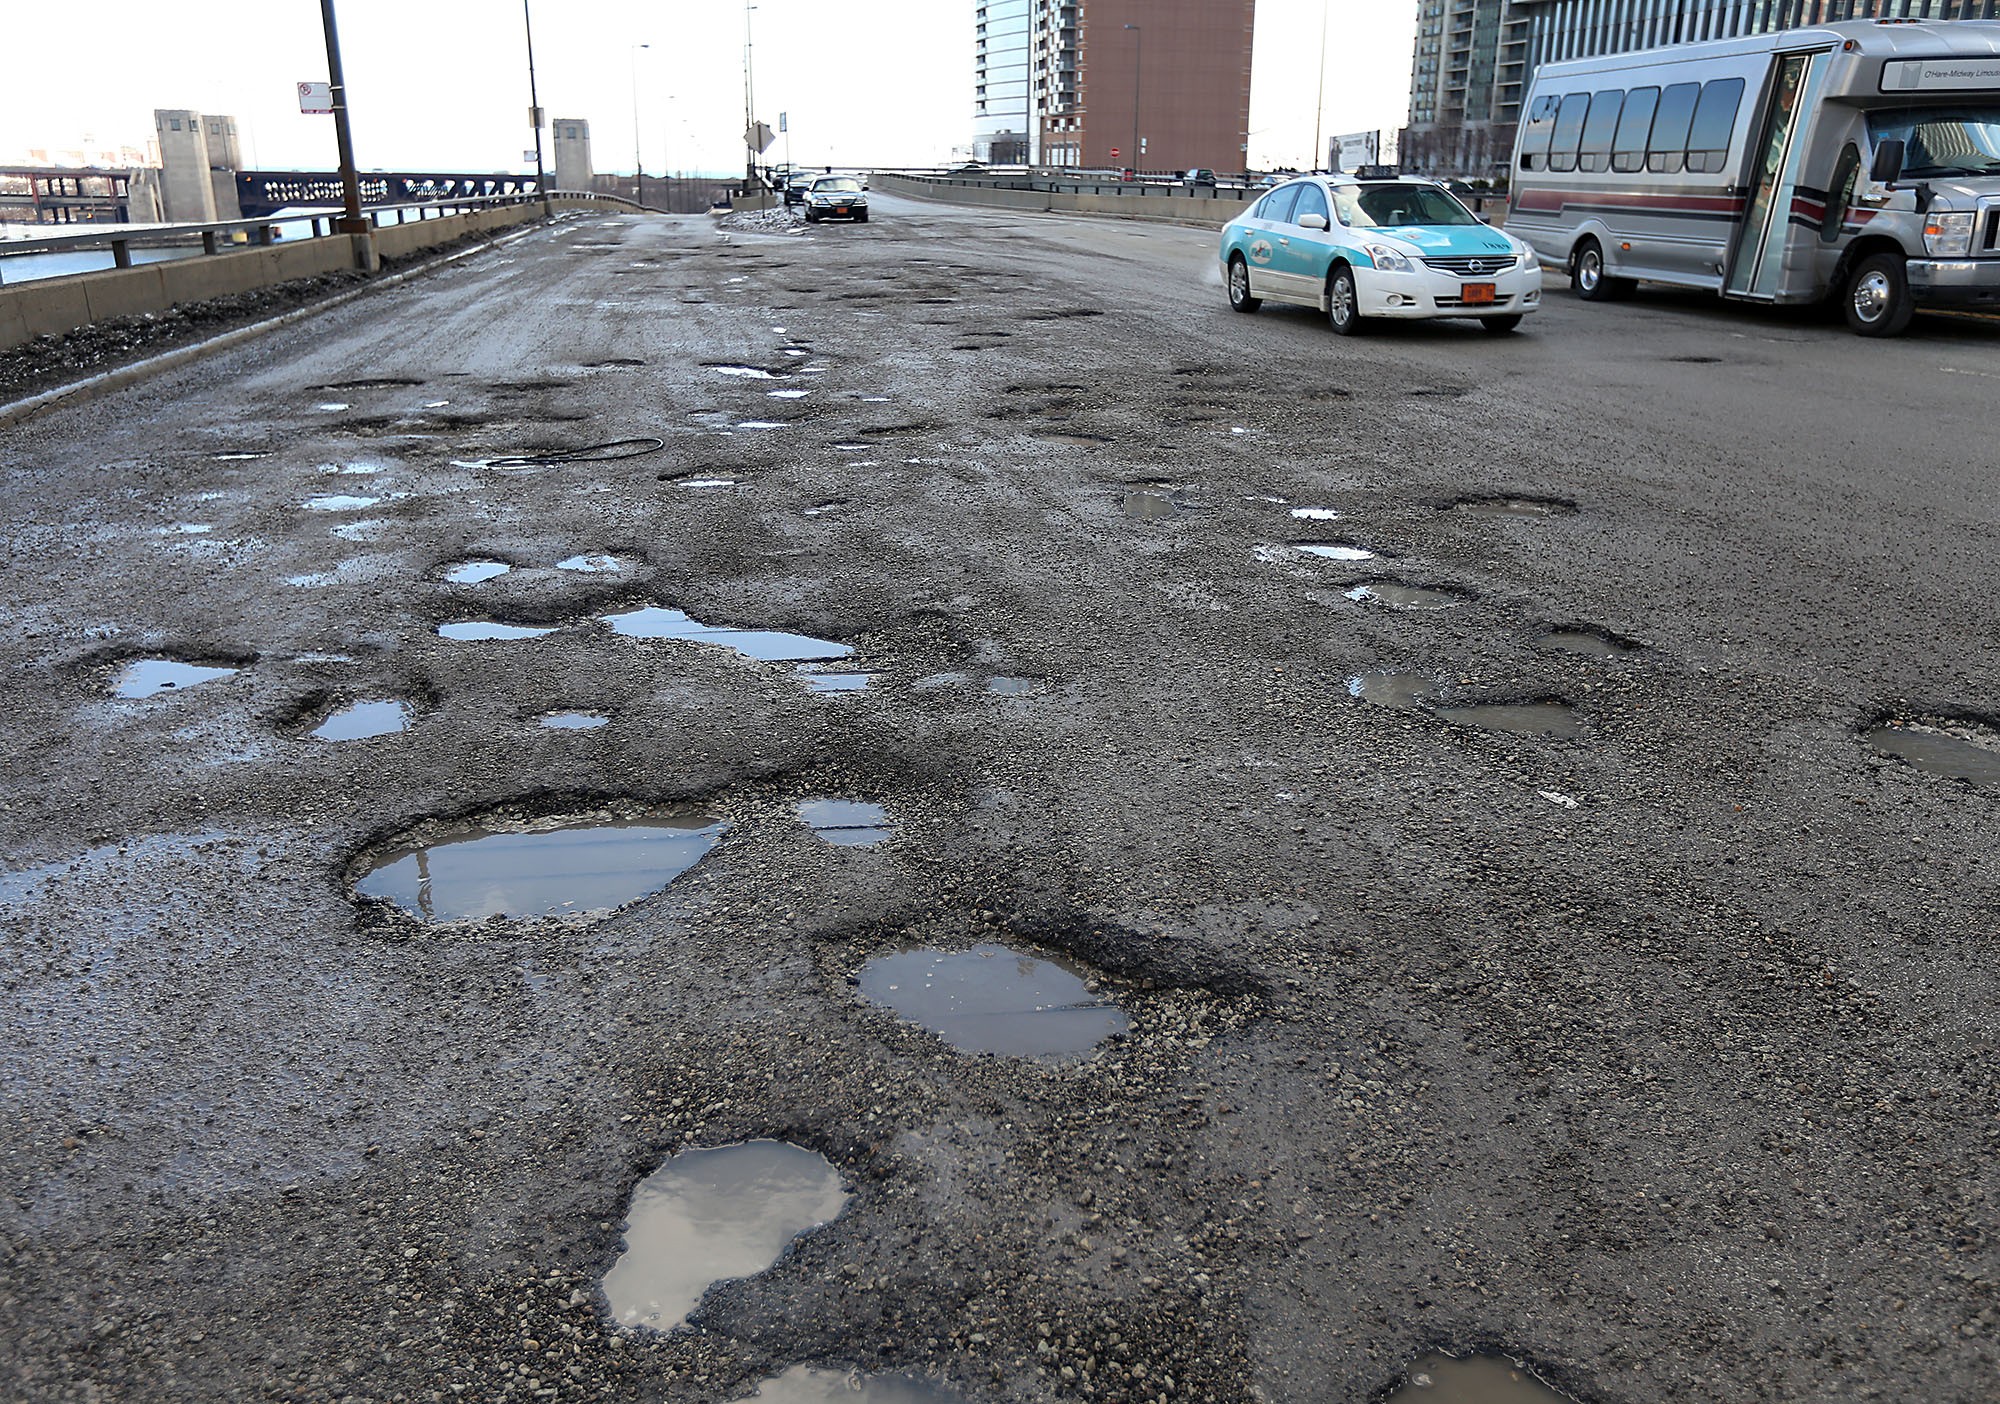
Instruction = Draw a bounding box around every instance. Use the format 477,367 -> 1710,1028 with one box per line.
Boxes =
1124,23 -> 1143,175
524,0 -> 552,215
1312,0 -> 1329,171
743,3 -> 760,191
631,43 -> 650,209
318,0 -> 365,235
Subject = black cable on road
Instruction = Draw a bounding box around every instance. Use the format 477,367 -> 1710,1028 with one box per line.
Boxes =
483,436 -> 666,468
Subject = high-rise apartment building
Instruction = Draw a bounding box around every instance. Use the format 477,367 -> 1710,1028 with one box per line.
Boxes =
1403,0 -> 2000,174
974,0 -> 1254,172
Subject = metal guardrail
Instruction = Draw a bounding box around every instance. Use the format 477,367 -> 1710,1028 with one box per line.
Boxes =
0,190 -> 645,284
883,170 -> 1510,218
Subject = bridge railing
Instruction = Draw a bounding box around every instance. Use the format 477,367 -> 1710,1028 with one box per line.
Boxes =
0,191 -> 643,285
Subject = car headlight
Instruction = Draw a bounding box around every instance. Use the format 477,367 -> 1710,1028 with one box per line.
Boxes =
1363,244 -> 1414,273
1518,245 -> 1540,272
1924,211 -> 1973,257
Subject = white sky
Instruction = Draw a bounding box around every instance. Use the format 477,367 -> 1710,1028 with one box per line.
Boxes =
0,1 -> 1416,176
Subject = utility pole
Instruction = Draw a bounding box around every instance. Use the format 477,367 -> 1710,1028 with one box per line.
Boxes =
524,0 -> 552,216
318,0 -> 366,236
631,43 -> 650,210
1124,24 -> 1143,175
1313,0 -> 1329,171
744,2 -> 759,191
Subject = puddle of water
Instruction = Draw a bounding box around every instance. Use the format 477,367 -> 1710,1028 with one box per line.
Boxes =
159,522 -> 213,535
1387,1354 -> 1574,1403
602,1141 -> 848,1332
315,402 -> 350,412
1541,629 -> 1639,659
859,943 -> 1128,1057
438,621 -> 558,642
445,560 -> 512,585
731,1366 -> 964,1403
709,365 -> 786,380
302,494 -> 380,512
1346,583 -> 1468,611
1298,544 -> 1378,563
796,667 -> 874,695
912,671 -> 970,693
540,711 -> 609,730
1436,701 -> 1582,739
735,421 -> 786,431
213,451 -> 272,461
1291,507 -> 1340,521
797,798 -> 892,847
557,554 -> 628,574
986,676 -> 1042,696
602,606 -> 851,663
311,699 -> 412,741
317,462 -> 382,475
1123,490 -> 1179,520
1347,673 -> 1439,709
1453,497 -> 1575,518
1867,719 -> 2000,784
111,659 -> 239,699
683,478 -> 738,489
767,389 -> 812,399
329,519 -> 388,542
354,808 -> 725,922
424,400 -> 452,408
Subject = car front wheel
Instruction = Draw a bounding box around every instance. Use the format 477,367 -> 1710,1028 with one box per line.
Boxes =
1227,255 -> 1260,313
1327,265 -> 1366,335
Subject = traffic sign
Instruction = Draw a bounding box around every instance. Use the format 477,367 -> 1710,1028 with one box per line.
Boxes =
297,81 -> 332,115
1110,146 -> 1120,158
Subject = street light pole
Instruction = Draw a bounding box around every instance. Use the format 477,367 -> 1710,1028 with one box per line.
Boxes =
524,0 -> 552,216
1313,0 -> 1329,171
744,3 -> 759,191
318,0 -> 366,234
1124,23 -> 1142,175
631,43 -> 650,210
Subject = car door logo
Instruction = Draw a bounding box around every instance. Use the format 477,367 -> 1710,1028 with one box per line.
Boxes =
1249,238 -> 1275,265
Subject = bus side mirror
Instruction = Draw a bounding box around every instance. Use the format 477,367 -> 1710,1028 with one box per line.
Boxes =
1870,139 -> 1905,184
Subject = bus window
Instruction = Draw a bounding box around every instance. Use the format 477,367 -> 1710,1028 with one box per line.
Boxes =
1686,77 -> 1745,175
1579,89 -> 1625,174
1550,93 -> 1590,174
1520,94 -> 1558,170
1612,87 -> 1660,173
1649,82 -> 1699,173
1821,143 -> 1861,242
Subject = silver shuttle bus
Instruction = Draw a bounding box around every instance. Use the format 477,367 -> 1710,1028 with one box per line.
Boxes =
1509,18 -> 2000,335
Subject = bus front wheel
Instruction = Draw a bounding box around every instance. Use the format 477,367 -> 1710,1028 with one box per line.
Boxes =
1571,238 -> 1632,302
1842,252 -> 1915,337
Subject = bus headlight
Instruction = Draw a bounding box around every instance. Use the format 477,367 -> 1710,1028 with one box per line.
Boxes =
1924,212 -> 1974,257
1363,244 -> 1414,273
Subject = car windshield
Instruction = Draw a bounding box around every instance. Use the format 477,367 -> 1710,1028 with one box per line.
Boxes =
1867,106 -> 2000,177
1333,184 -> 1478,228
813,178 -> 862,193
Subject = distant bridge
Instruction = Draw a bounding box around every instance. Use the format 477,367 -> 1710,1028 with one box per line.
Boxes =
236,171 -> 542,219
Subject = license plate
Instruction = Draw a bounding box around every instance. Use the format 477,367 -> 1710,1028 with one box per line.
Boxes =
1463,282 -> 1497,304
834,206 -> 849,214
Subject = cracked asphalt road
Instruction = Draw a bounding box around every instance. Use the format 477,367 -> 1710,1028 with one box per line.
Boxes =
2,192 -> 1997,1403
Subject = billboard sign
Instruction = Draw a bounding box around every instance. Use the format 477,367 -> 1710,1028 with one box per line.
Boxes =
1329,130 -> 1379,173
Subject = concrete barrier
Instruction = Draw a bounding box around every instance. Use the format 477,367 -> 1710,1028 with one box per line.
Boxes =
877,173 -> 1253,230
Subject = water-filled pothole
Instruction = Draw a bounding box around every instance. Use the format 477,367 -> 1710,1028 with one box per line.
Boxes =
557,554 -> 630,574
602,606 -> 851,663
438,620 -> 558,642
1451,495 -> 1577,518
709,364 -> 789,379
1291,507 -> 1340,521
1123,489 -> 1180,520
445,560 -> 512,585
796,667 -> 876,695
1540,628 -> 1641,659
730,1367 -> 964,1403
352,804 -> 725,923
602,1141 -> 847,1332
312,699 -> 412,741
1346,583 -> 1469,611
1387,1353 -> 1574,1403
797,799 -> 892,847
1867,717 -> 2000,784
1348,673 -> 1440,709
111,659 -> 239,699
1297,543 -> 1380,563
1436,701 -> 1582,739
540,711 -> 609,730
987,676 -> 1043,697
302,494 -> 379,512
858,944 -> 1128,1056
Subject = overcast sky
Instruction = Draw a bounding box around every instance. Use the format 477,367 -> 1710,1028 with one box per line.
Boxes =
1,1 -> 1417,175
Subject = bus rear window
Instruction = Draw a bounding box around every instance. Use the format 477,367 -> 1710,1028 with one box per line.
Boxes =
1649,82 -> 1699,173
1686,77 -> 1745,175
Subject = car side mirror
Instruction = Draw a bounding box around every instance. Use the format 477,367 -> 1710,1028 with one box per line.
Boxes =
1870,138 -> 1905,184
1297,213 -> 1329,232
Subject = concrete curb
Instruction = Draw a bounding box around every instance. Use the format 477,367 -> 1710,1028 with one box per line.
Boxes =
0,217 -> 561,432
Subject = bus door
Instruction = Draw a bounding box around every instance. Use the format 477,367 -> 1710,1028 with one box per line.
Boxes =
1725,49 -> 1833,301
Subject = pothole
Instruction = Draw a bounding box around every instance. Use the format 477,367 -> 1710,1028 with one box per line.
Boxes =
1450,495 -> 1577,518
796,667 -> 876,695
735,421 -> 788,431
601,605 -> 851,663
539,711 -> 609,730
330,519 -> 389,542
1123,489 -> 1181,520
302,494 -> 380,512
1347,673 -> 1439,709
707,364 -> 790,380
1387,1353 -> 1575,1403
316,377 -> 422,391
1346,582 -> 1469,611
350,802 -> 725,924
602,1141 -> 847,1332
1296,542 -> 1381,563
1435,700 -> 1582,739
557,554 -> 631,574
796,799 -> 892,847
1291,507 -> 1340,521
110,658 -> 240,699
1867,717 -> 2000,784
1539,628 -> 1641,658
311,699 -> 412,741
859,943 -> 1128,1057
438,620 -> 558,642
730,1367 -> 964,1403
986,676 -> 1043,696
444,560 -> 512,585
